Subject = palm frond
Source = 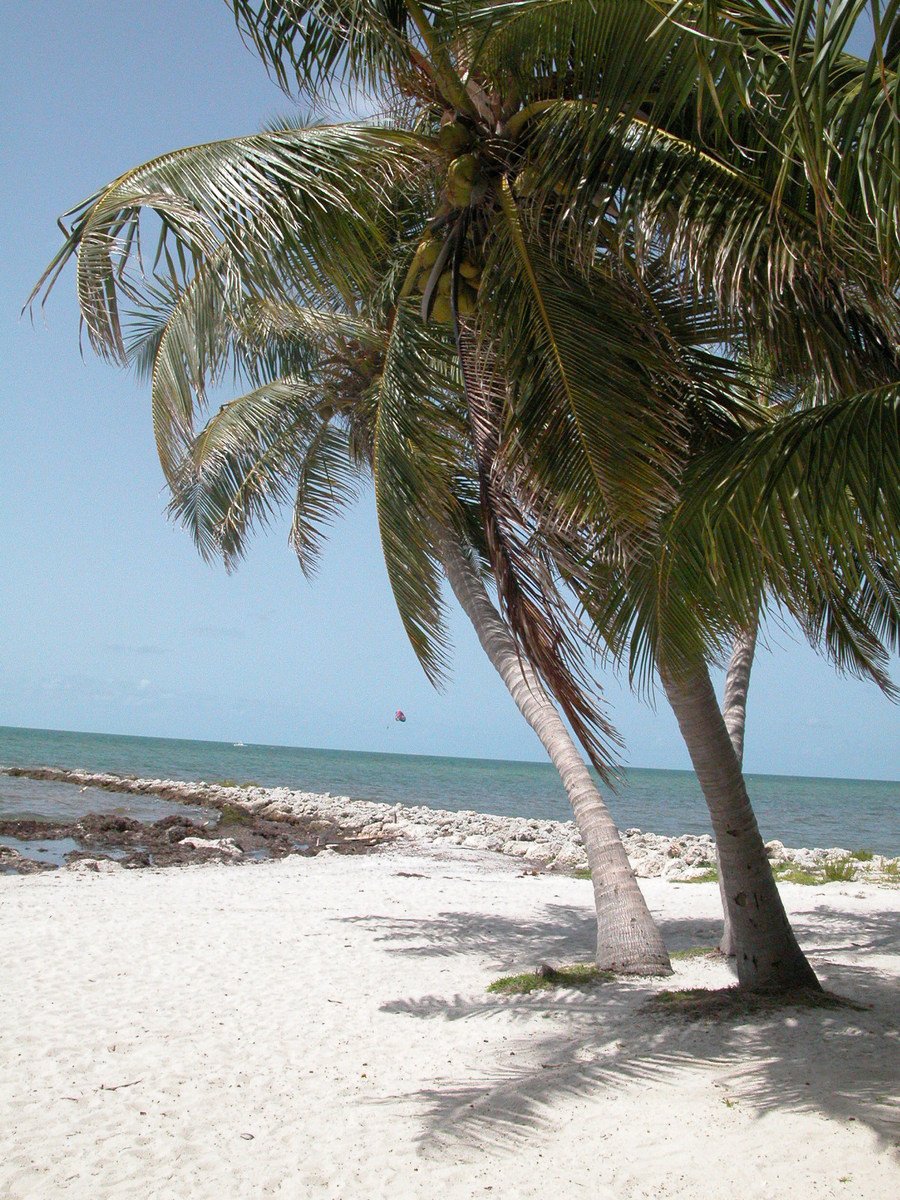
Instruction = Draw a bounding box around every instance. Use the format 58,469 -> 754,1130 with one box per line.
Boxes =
372,300 -> 463,683
31,122 -> 431,361
169,378 -> 324,564
289,420 -> 368,576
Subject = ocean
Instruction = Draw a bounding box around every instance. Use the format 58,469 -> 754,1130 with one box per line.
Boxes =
1,724 -> 897,855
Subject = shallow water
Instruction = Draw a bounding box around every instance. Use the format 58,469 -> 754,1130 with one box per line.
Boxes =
0,774 -> 218,827
1,724 -> 897,854
0,835 -> 86,870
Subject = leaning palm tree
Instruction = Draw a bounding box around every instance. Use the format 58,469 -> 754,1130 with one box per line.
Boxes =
34,0 -> 899,990
117,250 -> 673,975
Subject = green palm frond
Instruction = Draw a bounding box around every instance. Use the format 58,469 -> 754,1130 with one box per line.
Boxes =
31,122 -> 431,360
652,0 -> 897,274
372,300 -> 463,683
228,0 -> 478,114
170,378 -> 325,564
289,420 -> 367,576
490,180 -> 690,541
661,383 -> 900,691
229,0 -> 419,99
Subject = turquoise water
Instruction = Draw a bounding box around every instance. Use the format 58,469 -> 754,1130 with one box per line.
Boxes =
1,724 -> 897,854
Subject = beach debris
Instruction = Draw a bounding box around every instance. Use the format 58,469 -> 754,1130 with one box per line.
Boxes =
68,857 -> 122,874
178,836 -> 243,858
100,1078 -> 143,1092
122,851 -> 151,869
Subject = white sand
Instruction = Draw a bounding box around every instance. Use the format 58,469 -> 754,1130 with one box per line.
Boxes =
1,845 -> 897,1199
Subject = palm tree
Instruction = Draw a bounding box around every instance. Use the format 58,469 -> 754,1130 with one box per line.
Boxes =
114,263 -> 673,975
34,0 -> 898,990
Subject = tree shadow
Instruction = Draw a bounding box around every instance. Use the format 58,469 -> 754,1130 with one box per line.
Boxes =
347,902 -> 899,1154
340,902 -> 599,969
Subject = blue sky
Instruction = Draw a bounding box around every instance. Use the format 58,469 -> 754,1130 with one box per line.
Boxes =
1,0 -> 897,780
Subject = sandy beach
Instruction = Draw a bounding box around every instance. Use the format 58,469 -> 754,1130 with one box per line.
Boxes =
1,840 -> 897,1199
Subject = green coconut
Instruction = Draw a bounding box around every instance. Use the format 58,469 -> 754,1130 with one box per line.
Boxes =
447,179 -> 473,207
414,271 -> 431,294
458,258 -> 481,281
430,295 -> 453,324
409,238 -> 441,281
417,238 -> 441,268
447,154 -> 479,207
436,271 -> 453,297
438,122 -> 472,155
449,153 -> 477,181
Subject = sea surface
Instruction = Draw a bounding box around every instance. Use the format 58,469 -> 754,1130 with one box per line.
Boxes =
1,725 -> 897,855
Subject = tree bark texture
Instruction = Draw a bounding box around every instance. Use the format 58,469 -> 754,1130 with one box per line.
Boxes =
717,624 -> 759,956
439,534 -> 671,975
660,657 -> 820,992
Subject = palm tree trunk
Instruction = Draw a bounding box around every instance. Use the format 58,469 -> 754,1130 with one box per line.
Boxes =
717,624 -> 758,956
722,625 -> 756,763
439,533 -> 671,975
660,656 -> 819,992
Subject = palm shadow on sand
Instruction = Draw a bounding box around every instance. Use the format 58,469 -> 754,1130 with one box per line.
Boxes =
342,900 -> 899,1153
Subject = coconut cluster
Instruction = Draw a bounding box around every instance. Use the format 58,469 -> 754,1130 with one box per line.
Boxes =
398,120 -> 497,325
410,234 -> 482,324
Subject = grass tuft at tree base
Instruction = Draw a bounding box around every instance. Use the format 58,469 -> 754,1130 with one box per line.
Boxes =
488,963 -> 612,994
670,945 -> 720,960
677,867 -> 719,883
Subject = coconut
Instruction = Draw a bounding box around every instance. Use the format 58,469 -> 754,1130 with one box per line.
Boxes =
447,154 -> 479,207
449,154 -> 477,182
430,295 -> 453,324
436,271 -> 453,297
458,258 -> 481,281
438,122 -> 471,155
417,238 -> 441,269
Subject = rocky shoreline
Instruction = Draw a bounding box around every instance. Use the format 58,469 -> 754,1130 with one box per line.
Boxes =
2,764 -> 897,882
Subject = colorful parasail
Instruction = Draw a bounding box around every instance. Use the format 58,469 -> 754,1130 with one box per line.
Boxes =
394,710 -> 407,723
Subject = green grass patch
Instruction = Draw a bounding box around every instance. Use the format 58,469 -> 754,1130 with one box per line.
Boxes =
823,856 -> 856,883
488,963 -> 612,995
678,867 -> 719,883
218,803 -> 255,826
670,945 -> 719,960
645,985 -> 864,1021
851,848 -> 874,862
571,867 -> 593,880
772,863 -> 821,885
882,859 -> 900,879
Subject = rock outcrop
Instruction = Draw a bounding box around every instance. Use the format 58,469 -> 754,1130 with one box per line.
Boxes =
3,765 -> 896,882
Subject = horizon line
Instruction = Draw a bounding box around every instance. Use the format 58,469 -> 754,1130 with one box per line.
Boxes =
2,722 -> 897,788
